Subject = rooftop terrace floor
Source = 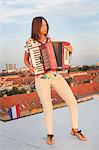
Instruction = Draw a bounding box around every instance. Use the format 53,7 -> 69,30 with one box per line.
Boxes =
0,95 -> 99,150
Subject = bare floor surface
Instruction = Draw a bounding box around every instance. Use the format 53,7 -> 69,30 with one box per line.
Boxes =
0,95 -> 99,150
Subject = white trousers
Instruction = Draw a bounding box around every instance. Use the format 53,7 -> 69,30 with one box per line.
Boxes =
35,73 -> 78,135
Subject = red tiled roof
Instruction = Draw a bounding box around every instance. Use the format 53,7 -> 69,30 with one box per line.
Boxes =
72,75 -> 96,84
0,90 -> 64,111
6,76 -> 35,85
71,82 -> 99,97
0,82 -> 99,111
87,70 -> 99,73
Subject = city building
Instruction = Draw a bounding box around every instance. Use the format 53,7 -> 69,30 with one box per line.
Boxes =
6,63 -> 17,73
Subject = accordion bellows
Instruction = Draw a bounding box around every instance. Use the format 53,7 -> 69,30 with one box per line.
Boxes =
29,41 -> 71,76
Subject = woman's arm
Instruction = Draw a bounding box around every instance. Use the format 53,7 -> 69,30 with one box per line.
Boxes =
24,51 -> 35,73
24,51 -> 31,67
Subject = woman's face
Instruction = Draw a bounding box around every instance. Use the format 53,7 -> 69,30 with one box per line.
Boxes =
40,19 -> 47,35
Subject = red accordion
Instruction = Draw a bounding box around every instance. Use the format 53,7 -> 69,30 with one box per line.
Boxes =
29,41 -> 71,75
52,41 -> 71,70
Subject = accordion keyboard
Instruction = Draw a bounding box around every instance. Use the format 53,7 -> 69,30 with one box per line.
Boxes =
29,47 -> 44,75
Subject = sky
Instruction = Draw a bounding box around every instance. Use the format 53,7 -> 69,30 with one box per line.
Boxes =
0,0 -> 99,70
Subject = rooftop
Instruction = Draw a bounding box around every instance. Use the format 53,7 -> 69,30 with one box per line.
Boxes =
0,82 -> 99,121
0,95 -> 99,150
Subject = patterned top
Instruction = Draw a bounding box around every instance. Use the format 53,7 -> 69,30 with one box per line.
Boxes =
24,38 -> 58,79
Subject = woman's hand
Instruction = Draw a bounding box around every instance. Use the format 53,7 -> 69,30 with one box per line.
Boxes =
66,45 -> 73,53
24,51 -> 36,74
28,65 -> 36,74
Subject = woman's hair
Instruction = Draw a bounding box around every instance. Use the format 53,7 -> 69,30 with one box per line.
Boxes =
31,16 -> 49,40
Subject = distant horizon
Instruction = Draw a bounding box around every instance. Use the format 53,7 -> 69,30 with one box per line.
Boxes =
0,61 -> 98,71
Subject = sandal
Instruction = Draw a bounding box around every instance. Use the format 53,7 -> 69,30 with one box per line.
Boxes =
71,129 -> 87,141
46,134 -> 55,145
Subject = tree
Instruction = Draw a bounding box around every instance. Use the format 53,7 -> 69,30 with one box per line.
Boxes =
7,87 -> 26,96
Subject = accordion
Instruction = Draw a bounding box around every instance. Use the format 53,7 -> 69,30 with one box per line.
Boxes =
52,41 -> 71,70
29,41 -> 71,76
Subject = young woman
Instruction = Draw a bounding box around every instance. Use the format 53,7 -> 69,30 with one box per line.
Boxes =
24,16 -> 87,145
